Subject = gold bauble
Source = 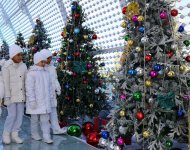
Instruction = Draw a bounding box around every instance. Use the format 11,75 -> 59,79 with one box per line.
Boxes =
138,16 -> 144,21
127,39 -> 134,46
179,65 -> 187,72
145,80 -> 152,87
121,21 -> 127,28
167,71 -> 175,77
135,46 -> 142,52
119,110 -> 126,117
88,72 -> 92,75
83,35 -> 88,39
143,131 -> 151,138
63,52 -> 67,55
89,104 -> 93,108
60,110 -> 64,115
76,99 -> 80,103
29,59 -> 33,62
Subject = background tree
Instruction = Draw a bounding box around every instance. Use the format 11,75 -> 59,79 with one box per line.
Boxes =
0,40 -> 9,60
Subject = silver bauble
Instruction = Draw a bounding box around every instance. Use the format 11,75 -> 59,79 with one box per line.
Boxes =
99,138 -> 108,147
141,37 -> 149,44
136,67 -> 143,76
108,141 -> 114,149
119,126 -> 127,135
114,145 -> 121,150
171,43 -> 178,50
148,97 -> 154,103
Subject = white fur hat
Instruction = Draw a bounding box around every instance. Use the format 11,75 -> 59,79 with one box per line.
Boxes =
40,49 -> 52,59
9,44 -> 23,58
33,52 -> 46,64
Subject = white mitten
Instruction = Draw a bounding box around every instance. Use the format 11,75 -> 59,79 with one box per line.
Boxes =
4,97 -> 11,106
29,101 -> 37,109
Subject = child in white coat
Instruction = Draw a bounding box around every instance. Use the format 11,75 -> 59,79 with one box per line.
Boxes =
2,44 -> 27,144
25,52 -> 53,144
0,59 -> 5,117
41,49 -> 66,134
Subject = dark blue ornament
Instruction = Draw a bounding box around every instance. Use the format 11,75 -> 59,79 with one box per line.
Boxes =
65,84 -> 69,89
71,5 -> 76,11
177,109 -> 185,117
100,62 -> 105,66
128,69 -> 137,76
178,25 -> 184,32
154,64 -> 162,71
101,131 -> 109,139
139,26 -> 144,33
74,28 -> 80,34
67,55 -> 73,60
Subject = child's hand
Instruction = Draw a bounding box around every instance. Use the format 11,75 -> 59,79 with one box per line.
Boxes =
30,101 -> 37,109
4,98 -> 11,106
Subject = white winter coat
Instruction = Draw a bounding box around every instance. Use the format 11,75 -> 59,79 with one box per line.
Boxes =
0,59 -> 5,99
2,59 -> 27,103
25,65 -> 53,114
45,64 -> 61,107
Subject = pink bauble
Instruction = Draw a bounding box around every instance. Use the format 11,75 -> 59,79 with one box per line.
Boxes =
56,58 -> 61,63
87,63 -> 93,69
160,12 -> 167,19
149,70 -> 158,78
132,15 -> 138,22
117,137 -> 124,146
119,94 -> 127,100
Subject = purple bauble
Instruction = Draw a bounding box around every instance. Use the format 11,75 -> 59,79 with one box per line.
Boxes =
56,58 -> 61,63
160,12 -> 167,19
132,15 -> 138,22
117,137 -> 124,146
149,70 -> 158,78
119,94 -> 127,100
87,63 -> 93,69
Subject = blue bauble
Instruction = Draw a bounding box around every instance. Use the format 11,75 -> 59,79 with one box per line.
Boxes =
178,25 -> 184,32
65,84 -> 69,89
154,64 -> 162,71
101,131 -> 109,139
67,55 -> 73,60
100,62 -> 105,66
74,28 -> 80,34
71,5 -> 76,11
128,69 -> 137,76
177,109 -> 185,117
139,27 -> 144,33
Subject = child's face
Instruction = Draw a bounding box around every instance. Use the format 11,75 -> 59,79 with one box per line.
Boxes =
46,56 -> 52,64
12,52 -> 23,63
36,60 -> 46,67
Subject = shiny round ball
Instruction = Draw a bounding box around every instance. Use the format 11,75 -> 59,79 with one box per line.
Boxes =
128,69 -> 137,76
165,140 -> 173,148
83,35 -> 88,39
149,70 -> 158,78
76,99 -> 80,102
56,58 -> 61,63
139,26 -> 144,33
177,109 -> 185,117
99,138 -> 108,147
145,80 -> 152,87
183,40 -> 190,46
121,21 -> 127,28
148,97 -> 154,103
132,15 -> 138,22
178,25 -> 184,32
143,131 -> 151,138
136,111 -> 144,121
154,64 -> 162,71
127,39 -> 134,46
74,28 -> 80,34
138,16 -> 144,21
136,67 -> 143,76
88,72 -> 92,75
160,11 -> 168,19
86,132 -> 101,147
167,71 -> 175,77
167,50 -> 174,58
135,47 -> 142,52
114,145 -> 121,150
101,131 -> 109,139
119,94 -> 127,100
185,56 -> 190,62
89,104 -> 93,108
133,91 -> 142,101
60,110 -> 64,115
117,137 -> 124,146
145,54 -> 152,61
171,43 -> 178,50
92,34 -> 97,39
141,37 -> 148,44
67,124 -> 82,137
82,122 -> 94,136
179,65 -> 187,72
171,9 -> 178,17
124,35 -> 129,41
119,126 -> 127,135
122,6 -> 127,14
119,110 -> 126,117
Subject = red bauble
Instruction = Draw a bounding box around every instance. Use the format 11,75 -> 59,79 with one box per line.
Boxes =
145,54 -> 152,61
136,111 -> 144,121
92,34 -> 97,40
171,9 -> 178,17
167,50 -> 174,58
74,51 -> 80,57
75,14 -> 80,18
82,122 -> 94,136
65,96 -> 71,101
61,32 -> 64,36
72,72 -> 77,77
86,132 -> 101,147
122,6 -> 127,14
83,80 -> 88,84
32,47 -> 38,53
186,56 -> 190,62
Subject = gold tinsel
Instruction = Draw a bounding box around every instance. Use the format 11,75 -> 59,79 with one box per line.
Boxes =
120,46 -> 130,66
28,35 -> 36,46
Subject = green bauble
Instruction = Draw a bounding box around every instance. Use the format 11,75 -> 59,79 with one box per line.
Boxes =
133,91 -> 142,101
187,80 -> 190,87
183,40 -> 190,46
48,38 -> 51,43
165,140 -> 173,148
62,41 -> 67,47
124,35 -> 129,41
77,6 -> 81,10
67,124 -> 82,137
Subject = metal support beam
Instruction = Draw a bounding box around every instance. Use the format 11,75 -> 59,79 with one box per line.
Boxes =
55,0 -> 67,25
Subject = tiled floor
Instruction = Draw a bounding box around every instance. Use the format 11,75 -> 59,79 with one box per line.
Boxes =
0,107 -> 188,150
0,107 -> 98,150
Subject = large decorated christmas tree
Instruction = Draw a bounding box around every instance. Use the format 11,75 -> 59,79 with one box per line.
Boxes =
103,1 -> 190,150
27,18 -> 51,66
0,40 -> 9,60
57,1 -> 107,123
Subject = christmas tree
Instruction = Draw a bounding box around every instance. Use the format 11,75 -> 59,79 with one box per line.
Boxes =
104,1 -> 190,150
0,41 -> 9,60
27,18 -> 51,66
57,1 -> 107,123
15,32 -> 28,64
